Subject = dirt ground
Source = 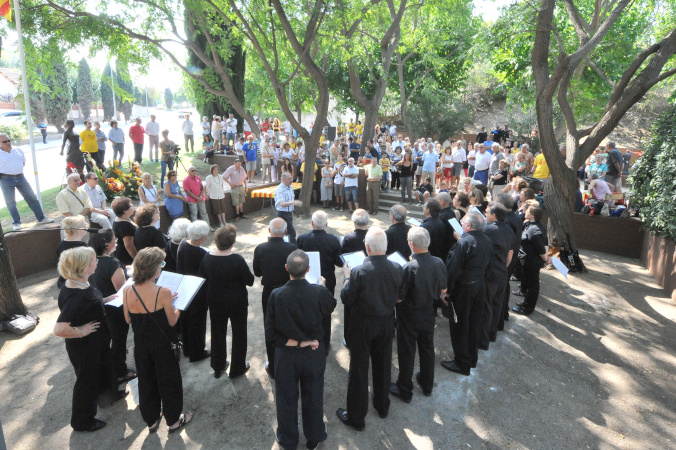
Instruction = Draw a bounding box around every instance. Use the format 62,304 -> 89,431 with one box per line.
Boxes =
1,206 -> 675,450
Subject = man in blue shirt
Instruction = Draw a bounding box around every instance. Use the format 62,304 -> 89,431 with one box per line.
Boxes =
421,144 -> 439,187
275,172 -> 302,243
348,137 -> 361,160
243,135 -> 258,183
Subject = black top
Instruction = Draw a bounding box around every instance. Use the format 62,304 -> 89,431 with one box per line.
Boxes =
113,220 -> 137,265
264,279 -> 336,347
418,183 -> 434,195
134,226 -> 167,253
421,217 -> 448,261
89,256 -> 124,297
438,207 -> 458,259
341,229 -> 368,254
127,286 -> 177,342
479,200 -> 489,214
446,230 -> 493,288
399,163 -> 413,177
176,240 -> 207,276
399,252 -> 447,310
483,222 -> 515,278
505,211 -> 523,256
63,128 -> 82,165
297,230 -> 343,290
493,169 -> 509,185
519,221 -> 548,267
341,254 -> 404,317
385,222 -> 412,259
476,131 -> 487,143
164,240 -> 180,273
56,240 -> 87,289
198,253 -> 254,309
606,148 -> 623,177
57,286 -> 110,347
253,237 -> 297,288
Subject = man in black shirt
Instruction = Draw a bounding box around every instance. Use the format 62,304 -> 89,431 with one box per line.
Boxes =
340,209 -> 370,346
441,212 -> 493,376
476,127 -> 487,144
265,250 -> 336,450
421,199 -> 447,261
390,227 -> 446,403
605,141 -> 624,190
385,204 -> 411,259
336,227 -> 404,431
297,210 -> 344,353
437,192 -> 457,260
498,194 -> 524,325
480,203 -> 515,350
253,217 -> 298,377
513,207 -> 550,316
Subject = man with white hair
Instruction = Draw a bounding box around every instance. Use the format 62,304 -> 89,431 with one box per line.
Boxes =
225,113 -> 237,147
336,226 -> 404,431
340,208 -> 370,347
390,227 -> 447,403
254,217 -> 298,377
342,157 -> 360,212
0,133 -> 54,231
385,204 -> 411,259
441,211 -> 493,376
275,172 -> 303,244
183,166 -> 210,224
83,172 -> 114,229
56,173 -> 93,220
473,143 -> 491,185
182,113 -> 194,152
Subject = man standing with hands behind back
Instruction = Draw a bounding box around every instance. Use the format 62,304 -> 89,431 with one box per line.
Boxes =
129,117 -> 145,163
145,115 -> 160,162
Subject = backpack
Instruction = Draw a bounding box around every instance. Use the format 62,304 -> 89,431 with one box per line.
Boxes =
1,313 -> 39,335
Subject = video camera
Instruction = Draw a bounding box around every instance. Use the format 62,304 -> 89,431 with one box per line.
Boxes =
170,144 -> 181,158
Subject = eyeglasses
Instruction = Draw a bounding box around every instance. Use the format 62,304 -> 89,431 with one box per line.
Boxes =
190,169 -> 197,173
0,140 -> 10,143
88,177 -> 99,181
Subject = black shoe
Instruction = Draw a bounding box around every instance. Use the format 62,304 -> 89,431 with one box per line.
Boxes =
389,383 -> 411,403
78,419 -> 106,432
265,361 -> 275,379
497,323 -> 505,331
478,343 -> 489,351
229,361 -> 251,379
489,334 -> 497,342
416,372 -> 432,396
504,313 -> 510,321
440,360 -> 470,376
306,439 -> 325,449
512,305 -> 533,316
190,349 -> 212,362
335,408 -> 365,431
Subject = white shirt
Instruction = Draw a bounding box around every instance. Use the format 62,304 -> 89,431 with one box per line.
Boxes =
243,121 -> 251,132
145,121 -> 160,136
467,150 -> 476,166
0,147 -> 25,175
225,117 -> 237,133
284,121 -> 292,133
205,174 -> 226,200
452,148 -> 467,163
343,165 -> 359,187
281,149 -> 295,160
201,121 -> 211,135
392,140 -> 405,151
475,150 -> 492,171
390,125 -> 397,135
333,163 -> 346,184
83,183 -> 106,209
182,120 -> 194,136
235,142 -> 244,156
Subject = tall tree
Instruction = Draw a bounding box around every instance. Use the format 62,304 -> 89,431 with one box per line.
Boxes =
165,87 -> 173,109
43,51 -> 72,132
101,62 -> 115,120
530,0 -> 676,270
77,58 -> 94,120
114,62 -> 134,121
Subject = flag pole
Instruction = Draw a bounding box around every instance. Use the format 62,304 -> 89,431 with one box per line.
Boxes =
12,0 -> 41,206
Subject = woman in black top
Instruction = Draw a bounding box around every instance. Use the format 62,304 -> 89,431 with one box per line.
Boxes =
134,204 -> 166,252
165,218 -> 191,272
513,206 -> 550,316
396,152 -> 414,204
453,192 -> 469,221
54,246 -> 121,432
56,215 -> 88,289
199,224 -> 254,379
111,197 -> 137,266
123,247 -> 192,433
60,119 -> 82,168
176,220 -> 210,362
88,230 -> 135,383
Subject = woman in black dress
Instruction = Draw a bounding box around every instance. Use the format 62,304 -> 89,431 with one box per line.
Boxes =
164,218 -> 191,272
88,230 -> 136,383
176,220 -> 210,362
56,215 -> 88,289
60,119 -> 83,170
123,247 -> 193,433
112,197 -> 137,266
512,206 -> 550,316
199,224 -> 254,379
134,204 -> 166,251
54,246 -> 121,432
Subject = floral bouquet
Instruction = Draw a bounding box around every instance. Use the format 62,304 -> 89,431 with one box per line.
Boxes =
96,159 -> 144,200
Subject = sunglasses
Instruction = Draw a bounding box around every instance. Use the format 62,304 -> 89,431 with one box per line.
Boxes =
0,140 -> 10,143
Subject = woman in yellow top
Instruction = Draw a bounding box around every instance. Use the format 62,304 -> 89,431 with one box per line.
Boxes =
355,121 -> 363,138
79,120 -> 101,168
380,152 -> 391,192
272,117 -> 281,140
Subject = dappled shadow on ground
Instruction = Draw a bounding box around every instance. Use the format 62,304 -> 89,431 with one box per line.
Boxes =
2,211 -> 675,448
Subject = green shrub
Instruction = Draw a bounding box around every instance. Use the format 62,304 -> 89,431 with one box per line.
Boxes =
0,122 -> 28,140
629,105 -> 676,240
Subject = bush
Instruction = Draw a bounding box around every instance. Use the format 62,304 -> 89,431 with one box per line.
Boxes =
0,123 -> 28,140
629,105 -> 676,240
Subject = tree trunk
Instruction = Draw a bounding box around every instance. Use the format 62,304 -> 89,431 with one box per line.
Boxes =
360,105 -> 378,155
0,225 -> 27,321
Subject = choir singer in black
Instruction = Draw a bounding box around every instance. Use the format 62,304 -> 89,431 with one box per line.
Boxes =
265,250 -> 336,450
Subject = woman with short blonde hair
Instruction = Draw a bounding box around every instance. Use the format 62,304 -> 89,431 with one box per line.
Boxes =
56,215 -> 88,288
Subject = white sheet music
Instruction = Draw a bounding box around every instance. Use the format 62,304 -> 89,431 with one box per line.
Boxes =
305,251 -> 322,284
156,271 -> 183,293
157,271 -> 205,311
471,206 -> 486,220
449,218 -> 464,236
387,251 -> 408,266
108,278 -> 134,307
551,256 -> 569,279
341,251 -> 367,269
407,217 -> 421,226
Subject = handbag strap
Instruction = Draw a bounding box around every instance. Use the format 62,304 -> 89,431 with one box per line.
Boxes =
67,189 -> 86,208
130,285 -> 177,344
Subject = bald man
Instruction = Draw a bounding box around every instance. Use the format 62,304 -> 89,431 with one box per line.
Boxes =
253,217 -> 298,378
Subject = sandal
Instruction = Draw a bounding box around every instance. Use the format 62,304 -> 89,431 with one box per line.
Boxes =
148,412 -> 163,433
168,411 -> 193,434
117,371 -> 137,383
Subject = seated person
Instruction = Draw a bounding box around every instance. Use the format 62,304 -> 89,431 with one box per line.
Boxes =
415,176 -> 435,206
588,173 -> 614,203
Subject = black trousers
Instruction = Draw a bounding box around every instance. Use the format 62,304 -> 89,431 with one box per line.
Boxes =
181,292 -> 208,361
396,307 -> 435,399
276,211 -> 296,244
262,285 -> 283,372
391,171 -> 400,189
105,304 -> 130,379
346,312 -> 394,426
65,337 -> 113,430
521,260 -> 542,311
133,143 -> 144,163
274,345 -> 327,449
501,258 -> 519,324
210,302 -> 248,376
323,284 -> 335,354
480,272 -> 508,348
449,282 -> 486,371
134,334 -> 183,427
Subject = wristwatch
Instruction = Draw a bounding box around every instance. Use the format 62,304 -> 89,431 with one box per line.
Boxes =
296,341 -> 301,348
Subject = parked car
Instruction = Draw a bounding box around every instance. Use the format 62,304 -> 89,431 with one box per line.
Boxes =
0,110 -> 25,125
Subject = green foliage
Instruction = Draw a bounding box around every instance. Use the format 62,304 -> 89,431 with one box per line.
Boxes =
165,88 -> 173,109
101,62 -> 115,121
407,81 -> 473,139
0,123 -> 28,140
43,52 -> 72,131
629,105 -> 676,240
77,59 -> 95,120
114,62 -> 134,121
27,70 -> 46,124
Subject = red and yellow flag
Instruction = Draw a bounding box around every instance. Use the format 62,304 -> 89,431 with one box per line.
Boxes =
0,0 -> 11,22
